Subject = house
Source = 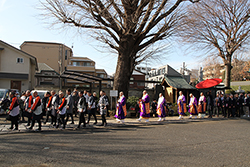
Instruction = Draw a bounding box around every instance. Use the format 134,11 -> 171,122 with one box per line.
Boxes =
160,65 -> 196,103
0,40 -> 38,91
20,41 -> 109,88
130,70 -> 145,89
148,65 -> 186,89
35,63 -> 59,87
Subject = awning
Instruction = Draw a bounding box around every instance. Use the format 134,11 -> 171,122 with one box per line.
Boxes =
163,76 -> 196,90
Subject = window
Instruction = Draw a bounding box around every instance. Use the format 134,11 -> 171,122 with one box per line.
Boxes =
73,62 -> 80,66
130,77 -> 134,84
17,58 -> 24,63
97,74 -> 104,78
162,68 -> 165,74
65,50 -> 68,60
83,62 -> 91,66
137,82 -> 144,86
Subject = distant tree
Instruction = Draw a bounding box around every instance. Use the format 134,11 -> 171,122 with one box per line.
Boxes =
231,57 -> 247,81
180,0 -> 250,88
40,0 -> 199,97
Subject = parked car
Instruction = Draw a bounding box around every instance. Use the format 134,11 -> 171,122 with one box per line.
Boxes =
0,89 -> 20,115
31,90 -> 49,98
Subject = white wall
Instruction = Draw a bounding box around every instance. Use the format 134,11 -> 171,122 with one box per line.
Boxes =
0,43 -> 30,73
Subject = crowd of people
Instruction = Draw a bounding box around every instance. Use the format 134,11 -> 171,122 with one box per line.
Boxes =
5,88 -> 250,131
6,89 -> 109,131
176,91 -> 250,119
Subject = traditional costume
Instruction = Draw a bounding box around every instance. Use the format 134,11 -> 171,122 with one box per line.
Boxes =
156,96 -> 167,121
115,95 -> 127,123
188,96 -> 198,118
138,93 -> 150,122
8,96 -> 19,130
28,95 -> 42,131
177,95 -> 187,119
56,96 -> 67,129
24,94 -> 33,126
198,95 -> 206,118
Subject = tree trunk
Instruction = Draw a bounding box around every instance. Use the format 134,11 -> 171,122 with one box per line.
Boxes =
113,37 -> 136,98
224,60 -> 232,88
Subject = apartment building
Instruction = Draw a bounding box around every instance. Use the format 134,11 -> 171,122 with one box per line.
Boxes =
20,41 -> 109,88
203,64 -> 225,80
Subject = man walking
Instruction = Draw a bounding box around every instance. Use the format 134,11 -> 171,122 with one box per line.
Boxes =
77,91 -> 87,129
86,92 -> 97,125
65,89 -> 74,125
24,90 -> 33,126
98,90 -> 108,126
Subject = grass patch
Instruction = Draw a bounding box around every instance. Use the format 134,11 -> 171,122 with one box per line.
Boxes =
231,85 -> 250,92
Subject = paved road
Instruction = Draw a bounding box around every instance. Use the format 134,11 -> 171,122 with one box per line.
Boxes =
1,118 -> 250,167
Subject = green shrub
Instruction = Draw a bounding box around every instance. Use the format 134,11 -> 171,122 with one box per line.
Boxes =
126,96 -> 139,109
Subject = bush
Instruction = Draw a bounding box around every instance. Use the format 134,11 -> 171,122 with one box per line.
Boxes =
126,96 -> 139,109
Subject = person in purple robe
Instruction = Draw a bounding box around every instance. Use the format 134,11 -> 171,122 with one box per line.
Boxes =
157,93 -> 167,121
188,93 -> 198,119
177,91 -> 187,120
198,92 -> 206,118
115,91 -> 127,123
137,90 -> 150,122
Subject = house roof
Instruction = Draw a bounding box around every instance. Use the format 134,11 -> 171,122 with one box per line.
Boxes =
0,40 -> 38,70
163,76 -> 196,90
37,63 -> 57,73
132,69 -> 146,75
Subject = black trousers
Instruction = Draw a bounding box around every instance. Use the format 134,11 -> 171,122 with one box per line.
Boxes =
19,109 -> 25,121
224,107 -> 229,118
87,109 -> 97,123
73,107 -> 78,117
10,115 -> 19,129
207,105 -> 213,117
52,113 -> 57,126
24,111 -> 32,124
101,114 -> 106,125
30,113 -> 42,130
65,113 -> 74,124
221,107 -> 226,117
57,114 -> 65,128
45,110 -> 54,124
78,112 -> 86,127
214,106 -> 220,116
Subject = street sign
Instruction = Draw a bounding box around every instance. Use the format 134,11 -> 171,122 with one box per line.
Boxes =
110,90 -> 118,97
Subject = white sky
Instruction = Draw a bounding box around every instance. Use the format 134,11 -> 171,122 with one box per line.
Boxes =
0,0 -> 203,75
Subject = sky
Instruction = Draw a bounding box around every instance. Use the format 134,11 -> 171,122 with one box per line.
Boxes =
0,0 -> 203,75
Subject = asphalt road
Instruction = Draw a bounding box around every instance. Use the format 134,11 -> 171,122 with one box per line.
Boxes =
1,119 -> 250,167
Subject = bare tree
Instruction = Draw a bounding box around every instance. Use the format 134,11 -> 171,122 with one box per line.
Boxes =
179,0 -> 250,88
40,0 -> 198,97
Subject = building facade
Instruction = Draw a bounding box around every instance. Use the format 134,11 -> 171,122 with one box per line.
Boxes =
203,64 -> 225,80
20,41 -> 109,88
130,70 -> 145,89
0,40 -> 38,92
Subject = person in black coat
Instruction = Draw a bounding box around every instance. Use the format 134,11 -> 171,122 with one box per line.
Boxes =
151,99 -> 157,117
224,94 -> 230,118
214,94 -> 221,117
207,91 -> 214,118
229,94 -> 236,117
243,94 -> 250,117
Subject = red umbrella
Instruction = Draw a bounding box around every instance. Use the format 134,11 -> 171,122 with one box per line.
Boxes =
195,78 -> 222,89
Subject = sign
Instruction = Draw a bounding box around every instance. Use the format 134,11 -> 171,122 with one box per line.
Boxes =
110,90 -> 118,97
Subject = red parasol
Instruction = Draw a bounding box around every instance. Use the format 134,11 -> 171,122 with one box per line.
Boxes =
195,78 -> 222,89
